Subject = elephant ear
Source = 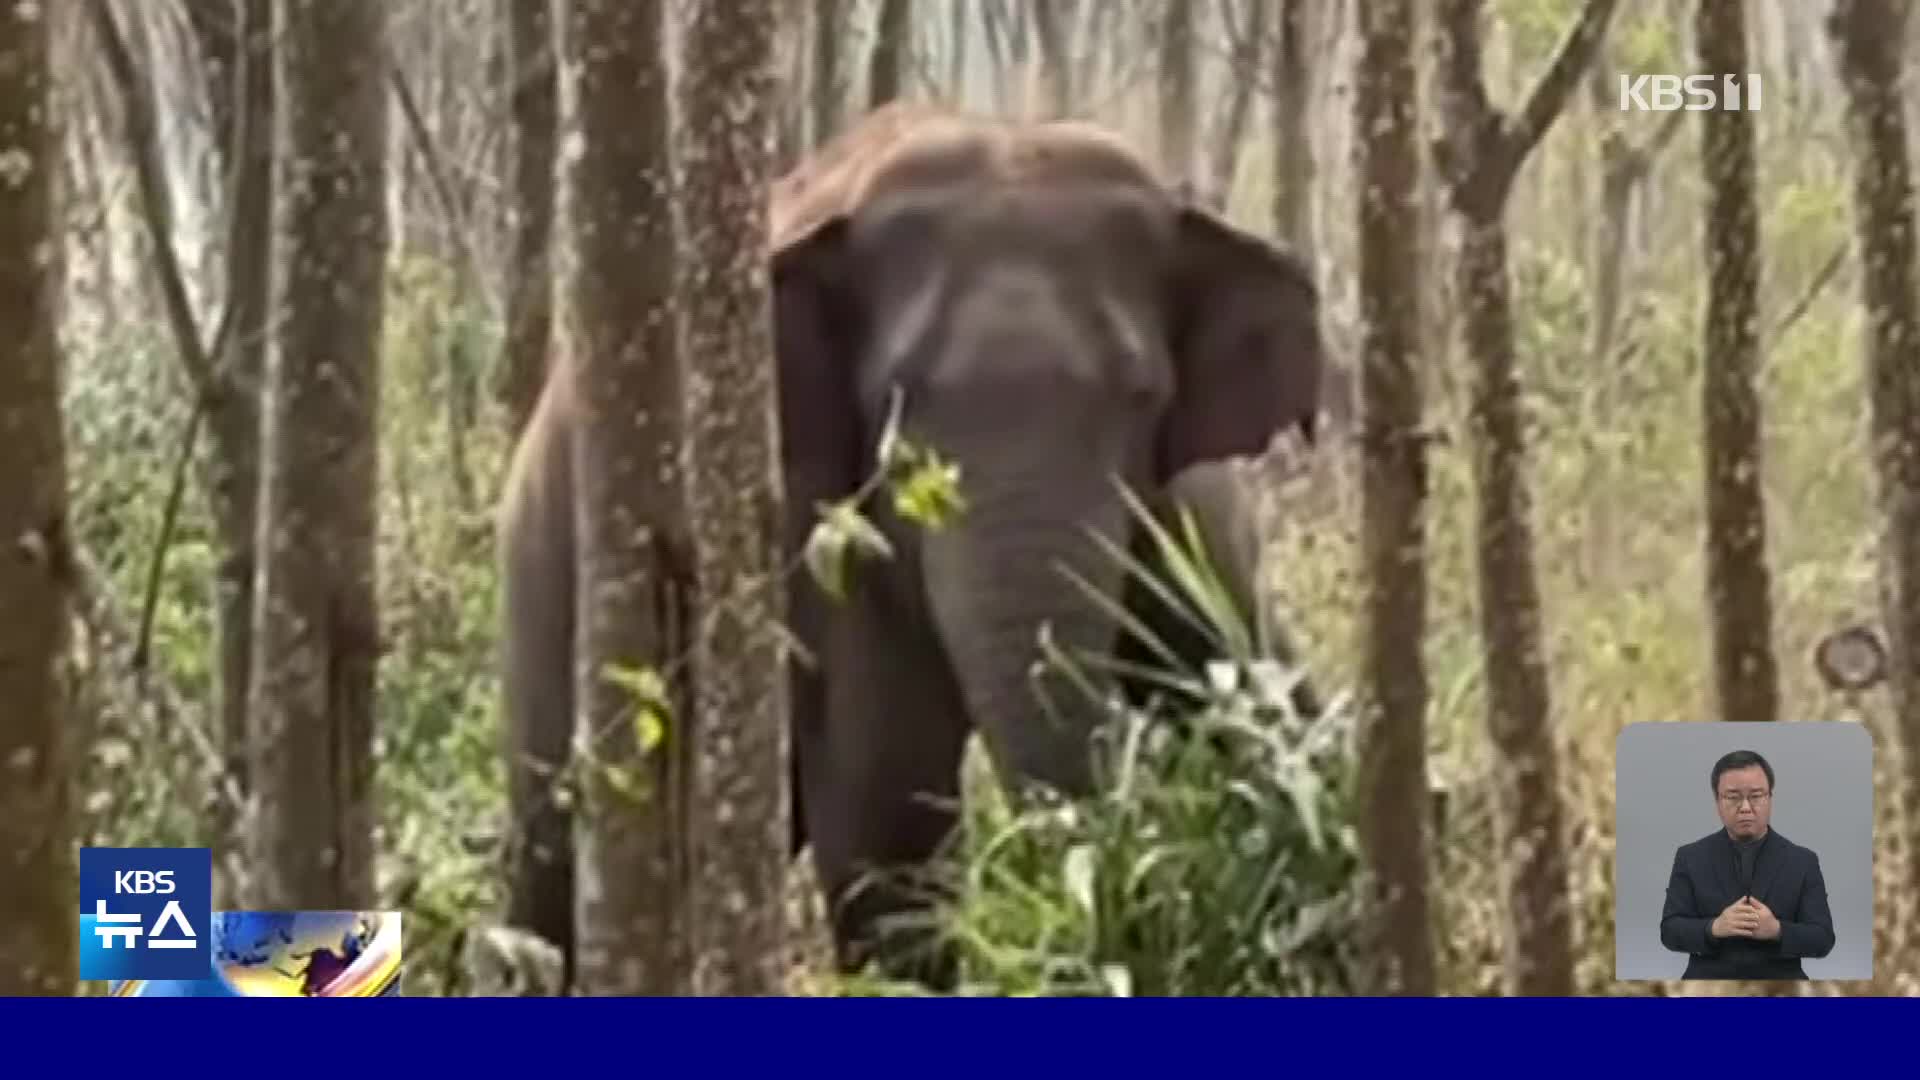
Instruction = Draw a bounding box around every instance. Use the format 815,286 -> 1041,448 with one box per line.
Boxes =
772,213 -> 864,516
1161,206 -> 1323,483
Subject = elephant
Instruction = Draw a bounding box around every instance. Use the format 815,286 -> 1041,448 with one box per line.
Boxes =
495,103 -> 1327,991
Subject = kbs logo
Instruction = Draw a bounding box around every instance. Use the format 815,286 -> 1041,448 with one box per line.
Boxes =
115,870 -> 176,894
1618,73 -> 1763,112
79,847 -> 213,982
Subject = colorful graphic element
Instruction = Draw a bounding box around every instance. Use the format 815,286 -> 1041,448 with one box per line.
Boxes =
79,847 -> 214,982
108,910 -> 404,997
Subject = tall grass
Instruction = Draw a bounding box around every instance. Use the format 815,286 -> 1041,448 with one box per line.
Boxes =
836,491 -> 1368,997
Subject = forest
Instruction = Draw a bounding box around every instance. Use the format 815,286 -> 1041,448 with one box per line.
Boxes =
1,0 -> 1917,997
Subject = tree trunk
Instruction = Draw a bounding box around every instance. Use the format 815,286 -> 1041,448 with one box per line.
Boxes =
1453,214 -> 1574,997
1696,0 -> 1780,726
812,0 -> 844,145
501,0 -> 558,439
868,0 -> 911,111
1352,0 -> 1435,996
773,0 -> 809,172
677,0 -> 786,995
982,0 -> 1015,114
564,0 -> 691,996
1434,0 -> 1618,1000
1204,0 -> 1268,211
182,0 -> 275,908
0,0 -> 75,998
248,0 -> 389,911
1585,111 -> 1683,372
1831,0 -> 1920,880
1156,0 -> 1194,187
1272,0 -> 1316,263
1030,0 -> 1072,118
946,0 -> 970,102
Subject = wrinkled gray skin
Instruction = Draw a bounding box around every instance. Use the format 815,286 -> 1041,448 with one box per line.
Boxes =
498,116 -> 1325,991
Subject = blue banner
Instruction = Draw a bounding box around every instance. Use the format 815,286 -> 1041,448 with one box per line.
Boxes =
0,996 -> 1906,1075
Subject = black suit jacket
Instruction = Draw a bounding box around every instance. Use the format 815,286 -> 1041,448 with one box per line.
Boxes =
1659,827 -> 1836,979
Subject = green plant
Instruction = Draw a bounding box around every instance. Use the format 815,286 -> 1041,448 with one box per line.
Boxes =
837,490 -> 1366,997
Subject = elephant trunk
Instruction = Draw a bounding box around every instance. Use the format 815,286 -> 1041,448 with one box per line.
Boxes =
921,485 -> 1134,802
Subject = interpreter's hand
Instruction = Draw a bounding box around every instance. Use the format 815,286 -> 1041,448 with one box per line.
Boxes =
1711,897 -> 1758,939
1745,896 -> 1781,941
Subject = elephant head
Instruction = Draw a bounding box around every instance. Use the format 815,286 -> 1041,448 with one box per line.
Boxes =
773,120 -> 1324,802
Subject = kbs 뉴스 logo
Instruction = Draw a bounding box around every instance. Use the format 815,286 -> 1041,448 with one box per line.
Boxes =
78,847 -> 213,982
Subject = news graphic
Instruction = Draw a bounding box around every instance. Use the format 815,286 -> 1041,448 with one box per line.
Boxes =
108,910 -> 406,997
79,847 -> 214,982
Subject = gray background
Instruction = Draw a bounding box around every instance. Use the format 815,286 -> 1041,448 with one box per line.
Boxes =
1614,720 -> 1874,981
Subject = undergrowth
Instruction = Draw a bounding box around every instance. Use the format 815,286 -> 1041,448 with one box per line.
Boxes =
830,495 -> 1367,997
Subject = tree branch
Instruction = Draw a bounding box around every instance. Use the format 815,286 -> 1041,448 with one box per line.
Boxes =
132,397 -> 207,677
1638,106 -> 1687,164
1767,241 -> 1851,349
1502,0 -> 1623,174
1432,0 -> 1499,204
85,0 -> 222,401
388,59 -> 491,310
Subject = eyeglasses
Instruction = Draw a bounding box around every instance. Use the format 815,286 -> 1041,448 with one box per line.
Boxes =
1720,791 -> 1769,808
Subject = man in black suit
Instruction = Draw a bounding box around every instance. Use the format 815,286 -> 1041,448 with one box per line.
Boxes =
1659,749 -> 1836,980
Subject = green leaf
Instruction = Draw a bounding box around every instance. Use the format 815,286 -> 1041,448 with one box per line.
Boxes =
634,706 -> 667,756
603,663 -> 667,707
892,455 -> 968,530
1063,844 -> 1096,913
827,502 -> 896,560
803,518 -> 851,601
602,663 -> 671,756
804,502 -> 896,601
602,763 -> 647,803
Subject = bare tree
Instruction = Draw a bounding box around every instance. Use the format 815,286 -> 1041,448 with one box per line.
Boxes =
561,0 -> 689,995
1157,0 -> 1194,184
1353,0 -> 1435,996
944,0 -> 970,102
178,0 -> 275,899
1272,0 -> 1315,261
247,0 -> 390,911
1585,86 -> 1684,371
1029,0 -> 1072,116
1432,0 -> 1619,998
677,0 -> 786,994
811,0 -> 846,145
501,0 -> 557,438
1831,0 -> 1920,867
869,0 -> 911,111
1696,0 -> 1780,726
982,0 -> 1024,114
772,0 -> 809,171
89,0 -> 274,899
0,0 -> 75,998
1205,0 -> 1269,209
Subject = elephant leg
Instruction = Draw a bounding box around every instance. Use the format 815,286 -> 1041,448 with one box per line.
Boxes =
787,574 -> 825,861
499,433 -> 578,989
802,563 -> 973,991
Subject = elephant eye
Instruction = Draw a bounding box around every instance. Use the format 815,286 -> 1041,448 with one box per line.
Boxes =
1116,347 -> 1170,409
1096,294 -> 1163,395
